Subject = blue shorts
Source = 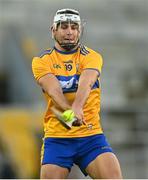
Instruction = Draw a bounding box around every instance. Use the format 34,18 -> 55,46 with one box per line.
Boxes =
41,134 -> 113,176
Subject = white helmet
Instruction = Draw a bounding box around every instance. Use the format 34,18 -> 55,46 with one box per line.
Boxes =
53,8 -> 81,29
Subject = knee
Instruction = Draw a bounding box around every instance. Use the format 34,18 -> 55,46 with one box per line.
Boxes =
40,164 -> 69,179
109,167 -> 123,179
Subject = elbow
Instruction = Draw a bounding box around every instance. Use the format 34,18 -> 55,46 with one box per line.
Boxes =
39,83 -> 54,97
47,87 -> 61,98
89,80 -> 95,89
79,80 -> 94,90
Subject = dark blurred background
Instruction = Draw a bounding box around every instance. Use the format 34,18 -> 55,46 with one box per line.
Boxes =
0,0 -> 148,178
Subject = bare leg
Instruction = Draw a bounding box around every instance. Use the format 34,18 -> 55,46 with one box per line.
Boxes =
40,164 -> 69,179
86,152 -> 122,179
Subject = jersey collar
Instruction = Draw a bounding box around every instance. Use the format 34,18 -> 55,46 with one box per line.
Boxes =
54,46 -> 78,54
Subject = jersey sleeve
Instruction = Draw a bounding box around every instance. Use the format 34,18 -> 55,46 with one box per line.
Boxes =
82,51 -> 103,75
32,56 -> 53,81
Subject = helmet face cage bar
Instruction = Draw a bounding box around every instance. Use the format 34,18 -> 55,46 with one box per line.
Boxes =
54,20 -> 81,32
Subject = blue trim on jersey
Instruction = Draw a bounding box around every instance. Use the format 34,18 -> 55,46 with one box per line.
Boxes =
92,79 -> 99,89
54,46 -> 78,54
80,45 -> 90,55
39,49 -> 53,57
56,74 -> 99,93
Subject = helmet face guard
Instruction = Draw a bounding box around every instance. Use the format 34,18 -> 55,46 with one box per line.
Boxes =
52,9 -> 82,51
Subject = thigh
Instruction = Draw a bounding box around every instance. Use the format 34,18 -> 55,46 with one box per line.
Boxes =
86,152 -> 122,179
40,164 -> 69,179
75,134 -> 113,176
41,137 -> 76,178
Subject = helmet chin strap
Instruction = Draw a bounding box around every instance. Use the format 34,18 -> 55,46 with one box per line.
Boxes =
55,36 -> 80,51
59,41 -> 79,51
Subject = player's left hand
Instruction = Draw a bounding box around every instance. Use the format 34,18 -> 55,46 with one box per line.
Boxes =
71,106 -> 86,126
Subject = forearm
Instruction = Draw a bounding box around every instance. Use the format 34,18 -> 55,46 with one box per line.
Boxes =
39,74 -> 71,111
72,83 -> 91,109
72,69 -> 98,109
48,87 -> 71,110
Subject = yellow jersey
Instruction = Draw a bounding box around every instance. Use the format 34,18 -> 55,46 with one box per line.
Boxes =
32,45 -> 103,138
